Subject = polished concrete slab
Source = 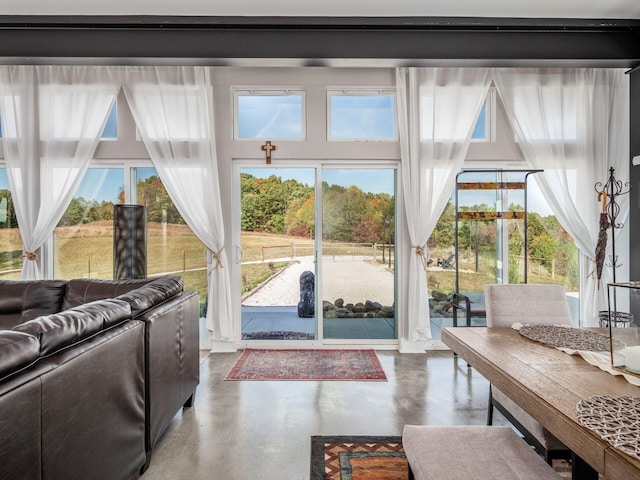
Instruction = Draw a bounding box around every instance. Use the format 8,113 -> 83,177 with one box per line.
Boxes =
144,350 -> 507,480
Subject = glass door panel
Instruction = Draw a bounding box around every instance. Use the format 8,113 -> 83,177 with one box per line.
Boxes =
0,168 -> 22,280
321,168 -> 396,340
240,167 -> 316,341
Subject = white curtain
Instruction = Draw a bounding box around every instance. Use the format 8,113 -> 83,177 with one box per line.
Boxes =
493,68 -> 629,325
123,66 -> 233,342
396,67 -> 491,342
0,65 -> 121,279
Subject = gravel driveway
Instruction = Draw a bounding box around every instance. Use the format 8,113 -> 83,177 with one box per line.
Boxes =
242,257 -> 395,307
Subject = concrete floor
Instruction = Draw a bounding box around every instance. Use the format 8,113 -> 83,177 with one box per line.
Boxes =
143,349 -> 507,480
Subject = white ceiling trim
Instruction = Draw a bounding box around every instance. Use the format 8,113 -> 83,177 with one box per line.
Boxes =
2,0 -> 639,20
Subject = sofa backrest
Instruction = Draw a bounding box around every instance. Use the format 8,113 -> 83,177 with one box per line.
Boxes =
116,276 -> 185,318
62,277 -> 155,311
0,280 -> 67,330
61,276 -> 184,315
0,330 -> 40,379
14,298 -> 132,356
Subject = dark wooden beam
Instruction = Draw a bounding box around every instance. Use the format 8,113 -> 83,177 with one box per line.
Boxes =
0,16 -> 638,67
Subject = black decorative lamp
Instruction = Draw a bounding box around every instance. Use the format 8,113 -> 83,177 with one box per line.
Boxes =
113,204 -> 147,280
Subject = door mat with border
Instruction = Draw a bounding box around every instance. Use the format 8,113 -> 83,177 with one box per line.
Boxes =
224,349 -> 387,381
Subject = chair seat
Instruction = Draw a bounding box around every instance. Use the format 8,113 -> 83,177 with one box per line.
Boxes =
403,425 -> 562,480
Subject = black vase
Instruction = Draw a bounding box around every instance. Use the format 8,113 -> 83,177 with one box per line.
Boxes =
113,204 -> 147,280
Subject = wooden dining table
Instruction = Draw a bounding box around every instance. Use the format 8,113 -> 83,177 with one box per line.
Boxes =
441,326 -> 640,480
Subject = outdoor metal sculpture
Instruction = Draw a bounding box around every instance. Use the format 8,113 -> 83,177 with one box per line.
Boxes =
297,270 -> 315,318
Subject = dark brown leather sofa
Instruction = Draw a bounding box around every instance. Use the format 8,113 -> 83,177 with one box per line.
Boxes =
0,275 -> 200,480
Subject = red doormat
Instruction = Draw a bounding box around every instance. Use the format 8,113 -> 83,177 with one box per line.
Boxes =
224,349 -> 387,381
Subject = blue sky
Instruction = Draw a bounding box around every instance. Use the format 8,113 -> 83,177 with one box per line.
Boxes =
74,169 -> 123,202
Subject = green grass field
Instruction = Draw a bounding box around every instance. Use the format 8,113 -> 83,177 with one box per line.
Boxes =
0,222 -> 210,303
0,223 -> 574,305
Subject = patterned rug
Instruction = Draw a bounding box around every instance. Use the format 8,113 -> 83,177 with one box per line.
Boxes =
310,435 -> 574,480
224,349 -> 387,381
310,436 -> 406,480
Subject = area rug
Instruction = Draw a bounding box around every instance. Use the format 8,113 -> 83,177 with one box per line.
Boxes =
310,435 -> 574,480
310,435 -> 406,480
224,349 -> 387,381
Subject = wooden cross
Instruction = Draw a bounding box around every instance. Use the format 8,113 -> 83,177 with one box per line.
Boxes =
261,140 -> 276,164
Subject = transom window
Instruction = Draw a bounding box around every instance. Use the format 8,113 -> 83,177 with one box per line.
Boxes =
327,89 -> 396,141
234,89 -> 305,140
0,97 -> 118,140
420,87 -> 495,142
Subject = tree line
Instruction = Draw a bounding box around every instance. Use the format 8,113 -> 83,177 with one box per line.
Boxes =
0,190 -> 17,227
240,173 -> 395,243
57,175 -> 185,227
0,176 -> 187,229
2,173 -> 578,286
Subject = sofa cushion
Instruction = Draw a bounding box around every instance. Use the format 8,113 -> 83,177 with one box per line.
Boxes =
62,278 -> 156,311
61,276 -> 183,313
14,299 -> 131,356
116,276 -> 184,318
0,331 -> 40,378
0,280 -> 67,330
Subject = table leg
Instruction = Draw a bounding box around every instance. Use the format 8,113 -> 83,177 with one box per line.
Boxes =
571,452 -> 598,480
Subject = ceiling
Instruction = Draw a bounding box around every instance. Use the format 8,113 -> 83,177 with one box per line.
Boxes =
2,0 -> 640,19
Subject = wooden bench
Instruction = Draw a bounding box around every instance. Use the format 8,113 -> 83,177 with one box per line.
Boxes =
402,425 -> 562,479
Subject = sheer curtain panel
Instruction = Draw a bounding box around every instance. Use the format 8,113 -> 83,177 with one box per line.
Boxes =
123,66 -> 233,344
493,68 -> 629,325
396,67 -> 491,346
0,65 -> 121,279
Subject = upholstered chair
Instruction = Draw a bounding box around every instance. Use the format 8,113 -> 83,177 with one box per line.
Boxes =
484,283 -> 572,463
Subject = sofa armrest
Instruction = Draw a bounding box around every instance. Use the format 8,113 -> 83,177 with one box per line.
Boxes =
137,290 -> 200,454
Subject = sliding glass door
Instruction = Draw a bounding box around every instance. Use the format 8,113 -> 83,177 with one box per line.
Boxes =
239,167 -> 317,341
321,168 -> 396,340
237,163 -> 397,343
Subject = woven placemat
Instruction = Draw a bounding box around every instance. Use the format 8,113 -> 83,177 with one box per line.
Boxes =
518,325 -> 624,352
577,395 -> 640,461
